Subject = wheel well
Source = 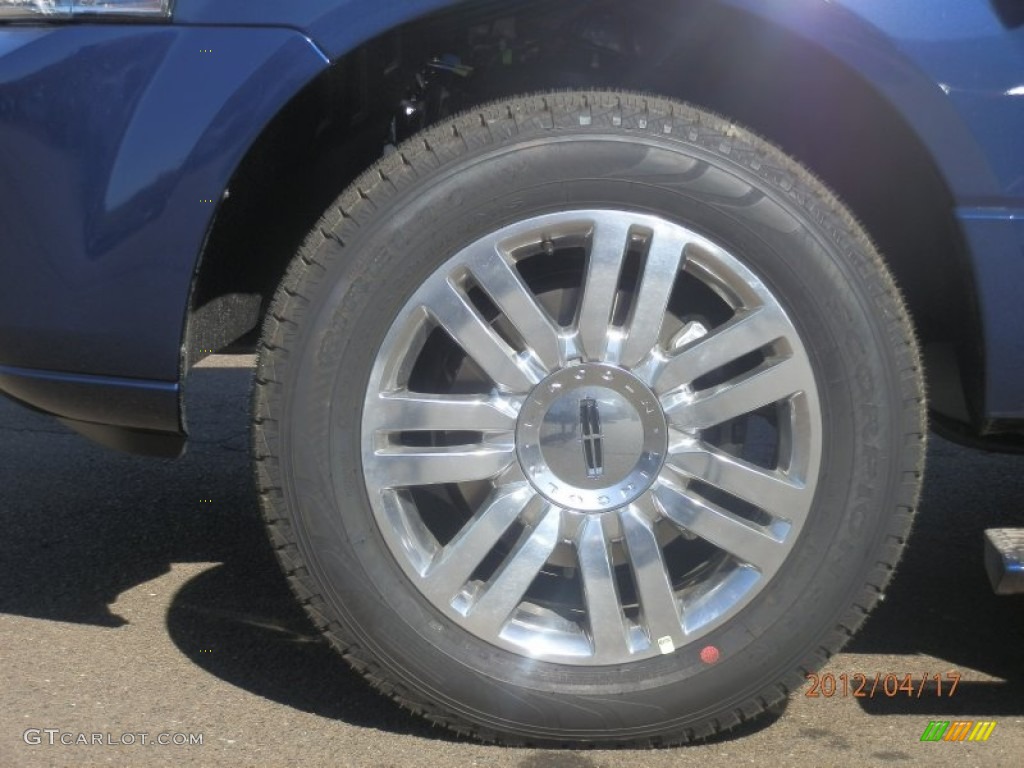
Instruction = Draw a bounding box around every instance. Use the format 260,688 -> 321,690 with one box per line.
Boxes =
185,0 -> 981,426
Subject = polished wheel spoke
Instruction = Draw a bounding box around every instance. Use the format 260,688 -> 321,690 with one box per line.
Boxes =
653,308 -> 788,394
665,356 -> 811,431
370,392 -> 518,433
619,227 -> 688,368
577,515 -> 631,658
621,502 -> 684,647
577,218 -> 632,361
423,484 -> 535,603
654,481 -> 787,571
667,439 -> 808,522
365,444 -> 516,488
426,280 -> 538,392
467,244 -> 563,371
364,209 -> 822,665
464,504 -> 561,635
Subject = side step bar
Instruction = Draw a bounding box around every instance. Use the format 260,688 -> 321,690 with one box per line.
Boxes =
984,529 -> 1024,595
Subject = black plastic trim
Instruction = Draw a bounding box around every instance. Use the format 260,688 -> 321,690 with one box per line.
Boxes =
0,363 -> 184,455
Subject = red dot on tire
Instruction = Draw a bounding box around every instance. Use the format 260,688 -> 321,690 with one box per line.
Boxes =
700,645 -> 720,664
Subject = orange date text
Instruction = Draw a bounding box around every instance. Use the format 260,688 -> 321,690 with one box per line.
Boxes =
804,672 -> 961,699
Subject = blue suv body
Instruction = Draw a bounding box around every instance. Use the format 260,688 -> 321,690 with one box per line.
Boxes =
0,0 -> 1022,455
1,0 -> 1022,747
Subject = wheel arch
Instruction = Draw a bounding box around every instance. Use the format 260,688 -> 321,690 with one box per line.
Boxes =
653,0 -> 991,431
184,0 -> 991,432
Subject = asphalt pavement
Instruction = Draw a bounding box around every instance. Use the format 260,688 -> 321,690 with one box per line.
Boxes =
1,355 -> 1022,767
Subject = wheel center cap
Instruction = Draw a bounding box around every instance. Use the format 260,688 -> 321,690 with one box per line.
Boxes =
517,364 -> 667,512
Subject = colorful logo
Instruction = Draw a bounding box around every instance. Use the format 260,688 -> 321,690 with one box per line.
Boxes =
920,721 -> 996,742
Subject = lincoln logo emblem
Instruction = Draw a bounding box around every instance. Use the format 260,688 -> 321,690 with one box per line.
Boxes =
579,398 -> 604,478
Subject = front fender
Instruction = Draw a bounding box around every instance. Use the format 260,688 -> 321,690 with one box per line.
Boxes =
0,24 -> 327,439
174,0 -> 464,62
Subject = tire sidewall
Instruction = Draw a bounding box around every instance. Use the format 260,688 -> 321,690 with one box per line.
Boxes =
280,126 -> 906,734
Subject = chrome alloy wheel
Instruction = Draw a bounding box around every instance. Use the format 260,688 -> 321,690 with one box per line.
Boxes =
361,209 -> 822,665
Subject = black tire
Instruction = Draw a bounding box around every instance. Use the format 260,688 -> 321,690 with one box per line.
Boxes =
253,91 -> 925,746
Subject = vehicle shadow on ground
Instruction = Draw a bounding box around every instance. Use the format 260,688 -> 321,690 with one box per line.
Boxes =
0,367 -> 261,629
0,365 -> 781,743
160,368 -> 783,743
3,364 -> 1021,740
845,436 -> 1024,718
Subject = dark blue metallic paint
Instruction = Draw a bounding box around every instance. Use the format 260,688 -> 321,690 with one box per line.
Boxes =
174,0 -> 463,60
725,0 -> 1022,201
175,0 -> 1024,421
0,0 -> 1022,449
0,25 -> 326,381
178,0 -> 1024,201
717,0 -> 1024,419
957,216 -> 1024,418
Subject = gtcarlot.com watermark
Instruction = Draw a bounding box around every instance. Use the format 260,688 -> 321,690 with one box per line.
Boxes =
23,729 -> 203,747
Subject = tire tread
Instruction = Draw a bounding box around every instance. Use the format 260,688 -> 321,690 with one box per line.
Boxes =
253,90 -> 926,747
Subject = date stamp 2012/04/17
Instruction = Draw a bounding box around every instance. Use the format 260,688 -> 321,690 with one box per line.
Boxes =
805,672 -> 961,699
